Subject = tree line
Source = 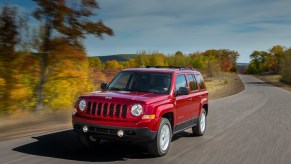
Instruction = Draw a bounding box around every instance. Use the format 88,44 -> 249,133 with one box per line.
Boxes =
0,1 -> 239,114
246,45 -> 291,84
90,49 -> 239,75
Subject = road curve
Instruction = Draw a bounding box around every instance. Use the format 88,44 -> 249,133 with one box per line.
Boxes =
1,75 -> 291,164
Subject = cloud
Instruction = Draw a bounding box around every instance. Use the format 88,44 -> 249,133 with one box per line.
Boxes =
2,0 -> 290,63
87,0 -> 291,62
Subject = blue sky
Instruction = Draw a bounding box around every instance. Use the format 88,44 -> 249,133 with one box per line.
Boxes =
1,0 -> 291,63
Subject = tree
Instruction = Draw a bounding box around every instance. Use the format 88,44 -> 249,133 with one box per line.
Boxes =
174,51 -> 187,66
0,5 -> 19,111
270,45 -> 284,73
105,60 -> 122,69
249,50 -> 269,74
203,50 -> 221,77
281,48 -> 291,84
89,57 -> 103,68
33,0 -> 113,110
189,53 -> 206,69
218,49 -> 239,72
43,39 -> 92,109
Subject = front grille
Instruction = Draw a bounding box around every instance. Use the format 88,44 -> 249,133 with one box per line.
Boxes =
86,101 -> 128,119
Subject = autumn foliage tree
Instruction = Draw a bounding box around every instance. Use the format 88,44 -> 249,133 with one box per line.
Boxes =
247,45 -> 285,75
43,39 -> 93,109
33,0 -> 113,110
0,5 -> 20,112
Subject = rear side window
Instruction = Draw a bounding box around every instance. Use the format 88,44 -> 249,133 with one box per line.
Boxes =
187,74 -> 198,91
175,75 -> 187,91
196,74 -> 206,90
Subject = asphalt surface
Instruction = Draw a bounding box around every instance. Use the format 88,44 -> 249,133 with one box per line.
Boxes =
1,75 -> 291,164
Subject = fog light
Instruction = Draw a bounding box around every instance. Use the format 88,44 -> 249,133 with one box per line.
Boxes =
117,130 -> 124,137
82,125 -> 88,133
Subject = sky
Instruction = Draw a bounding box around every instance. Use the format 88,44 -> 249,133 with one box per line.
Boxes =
1,0 -> 291,63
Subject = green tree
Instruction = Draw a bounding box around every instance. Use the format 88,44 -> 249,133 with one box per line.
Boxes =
249,50 -> 270,74
174,51 -> 187,66
189,53 -> 206,69
281,48 -> 291,84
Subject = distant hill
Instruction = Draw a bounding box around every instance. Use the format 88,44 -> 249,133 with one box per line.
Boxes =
237,63 -> 249,73
89,54 -> 137,63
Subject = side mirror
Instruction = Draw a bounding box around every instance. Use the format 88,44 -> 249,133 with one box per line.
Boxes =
177,87 -> 189,95
100,82 -> 107,90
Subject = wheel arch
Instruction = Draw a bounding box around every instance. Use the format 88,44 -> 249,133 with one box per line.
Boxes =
202,104 -> 208,115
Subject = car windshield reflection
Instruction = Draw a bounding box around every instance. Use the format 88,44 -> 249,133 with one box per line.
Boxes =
108,72 -> 172,94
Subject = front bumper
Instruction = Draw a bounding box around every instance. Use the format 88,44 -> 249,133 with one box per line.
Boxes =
73,121 -> 157,142
72,112 -> 159,142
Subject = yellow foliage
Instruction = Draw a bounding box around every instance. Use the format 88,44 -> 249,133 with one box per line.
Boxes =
43,40 -> 93,109
105,60 -> 123,69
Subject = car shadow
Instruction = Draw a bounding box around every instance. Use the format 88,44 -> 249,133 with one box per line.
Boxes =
13,130 -> 153,162
172,131 -> 196,141
13,129 -> 194,162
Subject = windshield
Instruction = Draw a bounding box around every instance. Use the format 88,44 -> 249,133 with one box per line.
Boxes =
108,72 -> 172,94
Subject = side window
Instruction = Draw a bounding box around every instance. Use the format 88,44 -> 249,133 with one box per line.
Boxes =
196,74 -> 206,90
175,75 -> 187,91
187,74 -> 198,91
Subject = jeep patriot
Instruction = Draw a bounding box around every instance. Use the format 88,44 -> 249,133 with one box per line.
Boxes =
72,66 -> 208,156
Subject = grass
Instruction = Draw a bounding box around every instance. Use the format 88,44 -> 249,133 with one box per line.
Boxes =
205,73 -> 244,100
255,74 -> 291,92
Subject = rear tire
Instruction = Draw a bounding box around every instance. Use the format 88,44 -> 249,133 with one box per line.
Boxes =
148,118 -> 172,157
78,134 -> 100,149
192,108 -> 207,136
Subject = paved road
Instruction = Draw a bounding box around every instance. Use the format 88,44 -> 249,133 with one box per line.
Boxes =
1,75 -> 291,164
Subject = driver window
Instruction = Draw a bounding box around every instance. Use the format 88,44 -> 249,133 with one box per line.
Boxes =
175,75 -> 187,91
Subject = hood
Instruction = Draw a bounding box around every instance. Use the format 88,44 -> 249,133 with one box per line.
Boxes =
79,90 -> 170,104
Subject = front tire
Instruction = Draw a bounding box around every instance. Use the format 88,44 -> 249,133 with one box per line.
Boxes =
192,108 -> 207,136
78,134 -> 100,149
148,118 -> 172,157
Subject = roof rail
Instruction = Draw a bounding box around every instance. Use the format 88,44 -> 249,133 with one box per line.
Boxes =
144,66 -> 195,70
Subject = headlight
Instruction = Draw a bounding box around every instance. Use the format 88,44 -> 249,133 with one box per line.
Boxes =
79,100 -> 86,111
131,104 -> 143,116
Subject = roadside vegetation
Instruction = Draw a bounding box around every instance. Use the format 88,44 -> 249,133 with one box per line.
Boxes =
0,2 -> 241,116
245,45 -> 291,89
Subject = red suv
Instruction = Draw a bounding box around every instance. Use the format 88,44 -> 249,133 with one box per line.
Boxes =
72,66 -> 208,156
